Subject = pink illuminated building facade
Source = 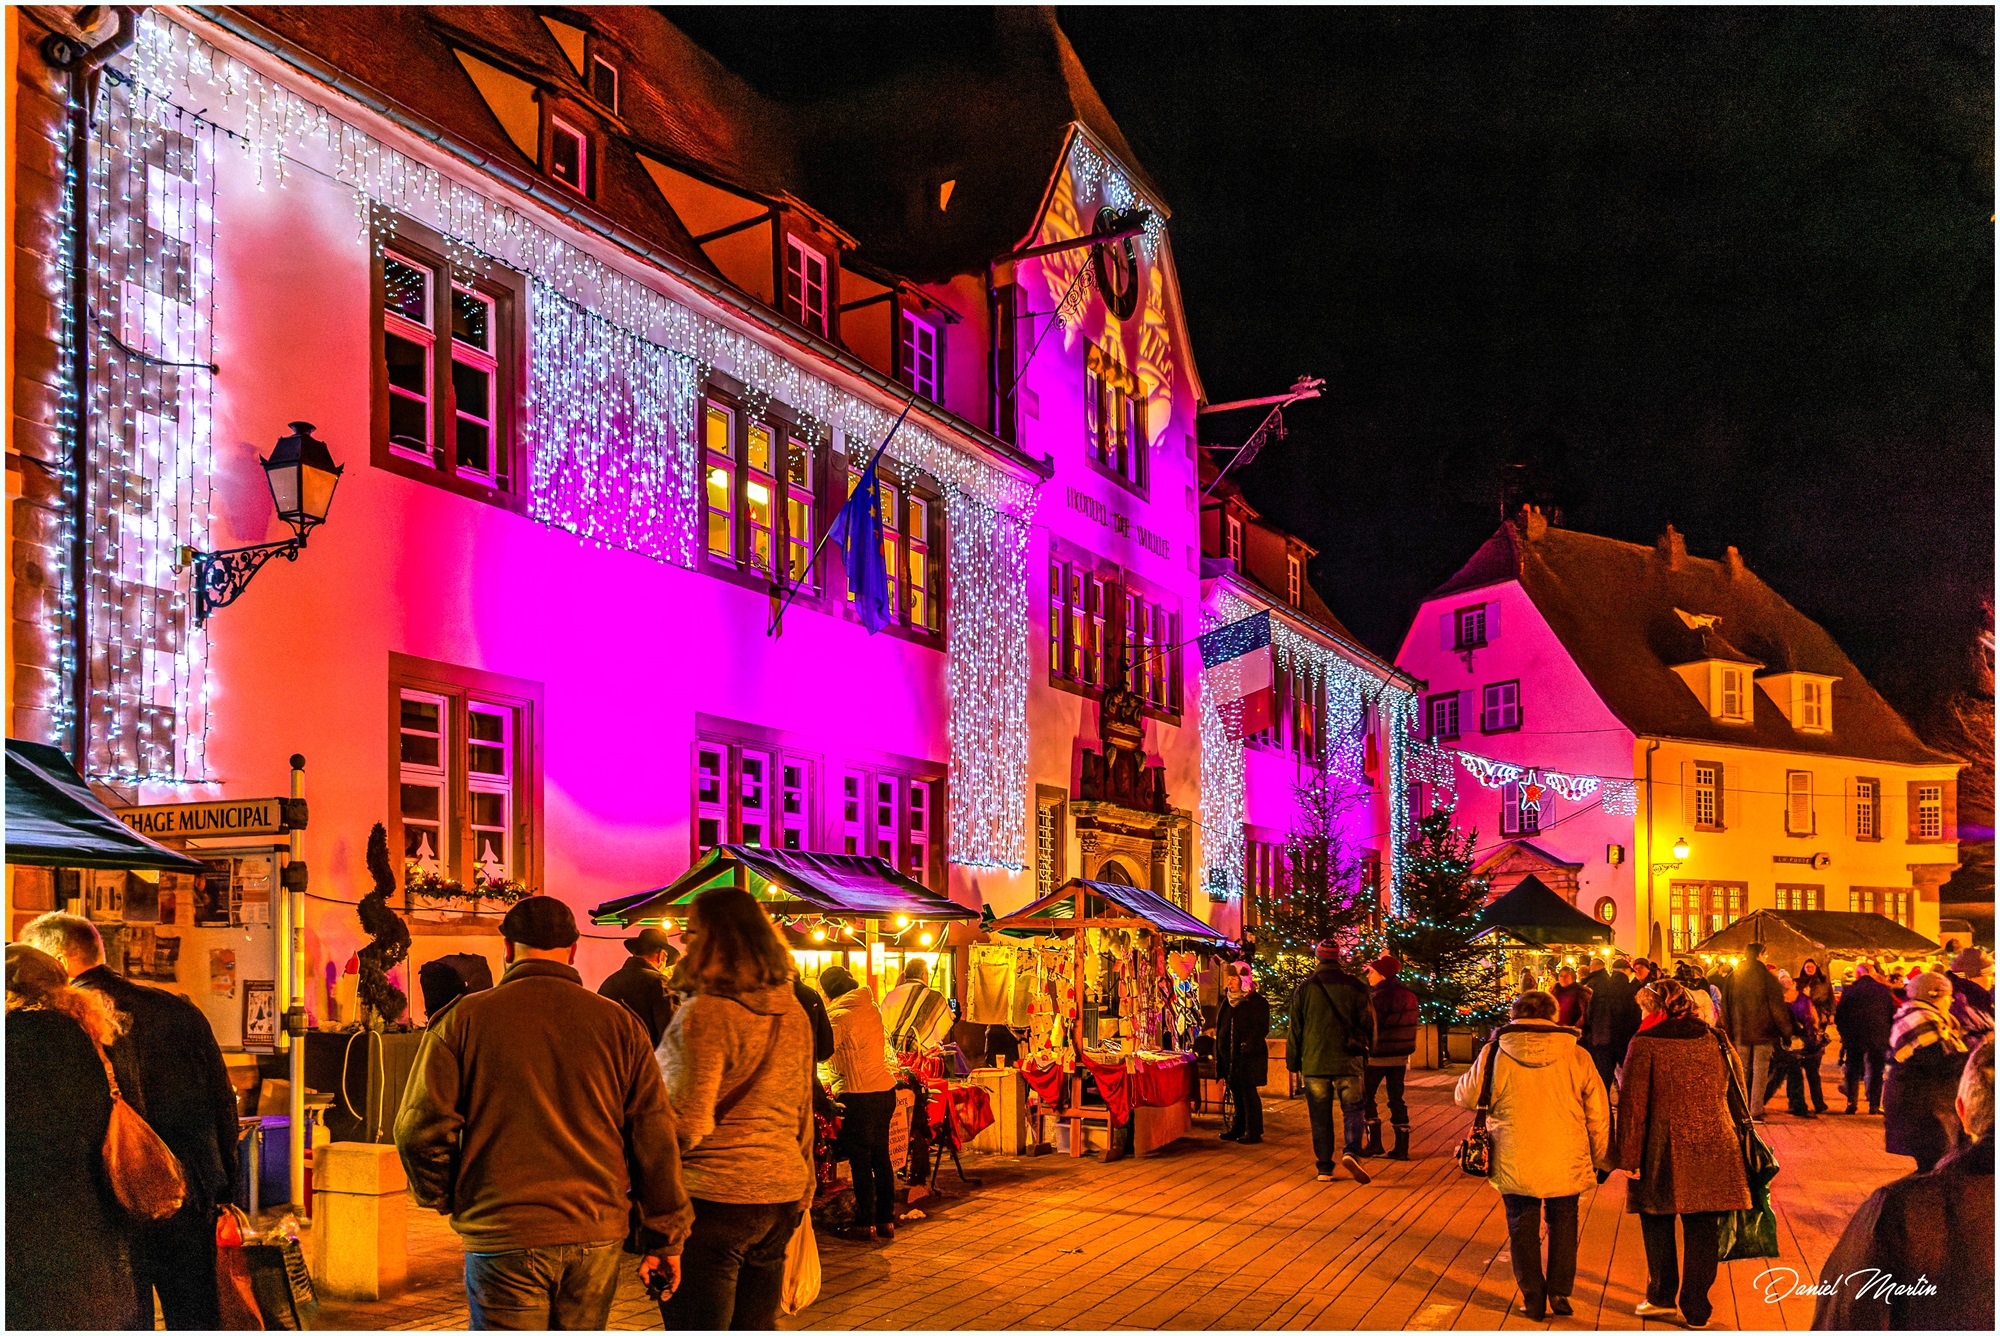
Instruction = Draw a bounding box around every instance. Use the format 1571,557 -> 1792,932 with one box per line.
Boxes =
5,7 -> 1412,1043
1395,509 -> 1961,960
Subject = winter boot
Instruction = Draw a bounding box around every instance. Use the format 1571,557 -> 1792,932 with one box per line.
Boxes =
1389,1124 -> 1411,1161
1359,1120 -> 1384,1158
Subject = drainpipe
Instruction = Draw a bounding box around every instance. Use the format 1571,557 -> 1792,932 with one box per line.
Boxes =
1643,739 -> 1661,957
43,5 -> 139,769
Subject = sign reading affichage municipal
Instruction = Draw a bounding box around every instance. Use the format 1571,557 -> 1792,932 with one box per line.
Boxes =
117,798 -> 289,840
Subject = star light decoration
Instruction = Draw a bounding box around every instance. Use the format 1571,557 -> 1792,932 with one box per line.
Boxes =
68,66 -> 218,783
120,15 -> 1044,865
1197,589 -> 1419,908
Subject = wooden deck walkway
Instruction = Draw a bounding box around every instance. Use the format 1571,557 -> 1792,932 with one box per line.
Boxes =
314,1068 -> 1910,1330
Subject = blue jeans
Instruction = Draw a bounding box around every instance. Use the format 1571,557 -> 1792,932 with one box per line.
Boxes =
658,1199 -> 801,1331
464,1239 -> 623,1330
1302,1075 -> 1365,1171
1843,1045 -> 1887,1110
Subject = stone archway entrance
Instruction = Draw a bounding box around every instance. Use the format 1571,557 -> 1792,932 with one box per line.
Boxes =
1095,858 -> 1138,888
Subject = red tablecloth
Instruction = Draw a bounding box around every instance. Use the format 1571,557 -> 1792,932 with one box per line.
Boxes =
1080,1055 -> 1133,1125
1130,1054 -> 1195,1108
948,1084 -> 995,1142
1018,1060 -> 1067,1105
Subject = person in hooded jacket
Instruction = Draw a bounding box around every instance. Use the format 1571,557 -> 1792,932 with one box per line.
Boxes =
1215,963 -> 1271,1144
656,887 -> 815,1330
1617,979 -> 1753,1329
1883,971 -> 1971,1174
1835,960 -> 1897,1115
815,965 -> 899,1243
1945,947 -> 1995,1046
1453,991 -> 1611,1320
1362,955 -> 1420,1160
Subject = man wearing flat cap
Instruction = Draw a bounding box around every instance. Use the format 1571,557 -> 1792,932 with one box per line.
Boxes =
396,895 -> 692,1328
599,926 -> 680,1048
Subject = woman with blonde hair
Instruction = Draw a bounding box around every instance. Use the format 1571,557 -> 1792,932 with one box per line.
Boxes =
656,887 -> 815,1329
6,943 -> 140,1328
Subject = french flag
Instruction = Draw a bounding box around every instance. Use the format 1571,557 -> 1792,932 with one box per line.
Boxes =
1198,611 -> 1275,741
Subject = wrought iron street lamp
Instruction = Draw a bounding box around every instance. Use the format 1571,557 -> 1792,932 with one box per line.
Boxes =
179,422 -> 343,624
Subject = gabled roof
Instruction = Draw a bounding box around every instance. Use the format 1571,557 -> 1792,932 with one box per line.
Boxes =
993,877 -> 1234,947
1691,908 -> 1938,958
589,845 -> 978,924
1429,515 -> 1955,767
1472,874 -> 1614,948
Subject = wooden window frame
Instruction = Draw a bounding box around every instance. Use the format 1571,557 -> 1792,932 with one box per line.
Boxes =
1854,777 -> 1881,840
898,308 -> 943,402
1718,665 -> 1749,722
545,114 -> 591,196
1480,679 -> 1521,733
588,55 -> 619,112
1286,555 -> 1302,606
1455,603 -> 1489,650
840,457 -> 944,643
1084,344 -> 1148,497
1427,692 -> 1460,741
370,221 -> 528,512
1785,770 -> 1815,836
701,381 -> 831,605
1692,761 -> 1723,830
1224,514 -> 1244,566
1914,783 -> 1945,841
388,654 -> 543,895
782,232 -> 833,339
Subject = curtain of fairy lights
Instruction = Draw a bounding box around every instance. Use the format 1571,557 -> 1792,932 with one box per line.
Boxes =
943,493 -> 1032,870
527,285 -> 700,566
83,70 -> 216,783
123,15 -> 1046,856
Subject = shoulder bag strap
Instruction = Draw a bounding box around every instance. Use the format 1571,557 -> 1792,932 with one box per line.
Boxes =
1714,1028 -> 1752,1132
714,1013 -> 785,1124
1472,1034 -> 1505,1125
91,1038 -> 125,1102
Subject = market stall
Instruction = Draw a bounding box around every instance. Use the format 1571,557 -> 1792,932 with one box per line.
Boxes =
1689,908 -> 1941,981
1469,874 -> 1615,991
990,877 -> 1235,1158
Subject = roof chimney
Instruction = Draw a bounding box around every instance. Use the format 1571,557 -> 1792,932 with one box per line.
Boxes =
1725,545 -> 1745,579
1656,524 -> 1686,571
1515,504 -> 1548,542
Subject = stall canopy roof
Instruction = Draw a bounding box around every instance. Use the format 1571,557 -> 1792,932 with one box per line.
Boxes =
1691,908 -> 1939,958
1470,875 -> 1615,948
590,845 -> 979,925
5,739 -> 206,872
993,877 -> 1236,948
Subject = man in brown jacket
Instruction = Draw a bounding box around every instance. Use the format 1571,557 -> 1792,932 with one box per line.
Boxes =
396,897 -> 692,1329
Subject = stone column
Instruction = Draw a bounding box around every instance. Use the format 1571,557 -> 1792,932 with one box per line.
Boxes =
310,1142 -> 408,1302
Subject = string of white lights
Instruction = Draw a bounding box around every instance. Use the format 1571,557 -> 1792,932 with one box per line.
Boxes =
943,496 -> 1033,870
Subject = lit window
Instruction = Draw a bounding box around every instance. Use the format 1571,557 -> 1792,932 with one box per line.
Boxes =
1049,560 -> 1108,687
1719,667 -> 1746,720
383,254 -> 434,463
549,119 -> 588,193
784,435 -> 813,587
1225,515 -> 1244,565
1481,680 -> 1520,731
1087,345 -> 1145,489
704,402 -> 735,563
1917,785 -> 1943,839
900,311 -> 941,400
708,403 -> 820,588
1122,590 -> 1179,714
1786,771 -> 1813,835
1855,778 -> 1878,838
1457,605 -> 1487,649
1287,555 -> 1302,606
784,236 -> 830,337
907,495 -> 932,630
745,423 -> 777,576
1428,693 -> 1460,740
450,286 -> 498,483
847,466 -> 939,633
1799,679 -> 1827,731
1694,763 -> 1720,828
589,56 -> 618,111
377,244 -> 516,493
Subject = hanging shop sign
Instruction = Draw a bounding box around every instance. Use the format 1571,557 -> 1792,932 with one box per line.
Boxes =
117,797 -> 292,840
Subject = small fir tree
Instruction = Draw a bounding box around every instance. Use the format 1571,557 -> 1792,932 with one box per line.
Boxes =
1386,806 -> 1508,1026
357,823 -> 411,1025
1250,769 -> 1380,1029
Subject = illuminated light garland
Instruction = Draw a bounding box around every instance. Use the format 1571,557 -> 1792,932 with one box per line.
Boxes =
1540,770 -> 1601,803
526,284 -> 700,567
1066,138 -> 1167,259
79,68 -> 216,783
1599,779 -> 1640,817
943,494 -> 1032,870
1444,745 -> 1641,818
1196,666 -> 1245,900
1407,738 -> 1459,791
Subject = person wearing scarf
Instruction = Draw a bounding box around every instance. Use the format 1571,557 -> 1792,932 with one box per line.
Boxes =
1883,971 -> 1971,1173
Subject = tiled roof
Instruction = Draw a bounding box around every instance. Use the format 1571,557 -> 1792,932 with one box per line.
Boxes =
1430,515 -> 1956,767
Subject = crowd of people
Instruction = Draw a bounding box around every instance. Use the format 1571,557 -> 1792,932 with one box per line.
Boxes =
1456,941 -> 1995,1329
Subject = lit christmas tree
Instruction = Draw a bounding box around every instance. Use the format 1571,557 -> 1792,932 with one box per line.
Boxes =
1249,770 -> 1379,1027
1387,807 -> 1508,1026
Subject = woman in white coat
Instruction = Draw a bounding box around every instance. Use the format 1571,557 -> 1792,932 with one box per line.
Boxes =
1454,990 -> 1613,1320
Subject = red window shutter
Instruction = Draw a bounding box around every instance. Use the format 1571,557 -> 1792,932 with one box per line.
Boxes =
1486,600 -> 1502,640
1440,612 -> 1454,649
1942,780 -> 1958,841
1907,781 -> 1921,840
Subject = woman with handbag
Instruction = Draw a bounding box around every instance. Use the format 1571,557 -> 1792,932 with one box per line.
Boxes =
1452,991 -> 1611,1320
1615,979 -> 1752,1329
6,944 -> 142,1329
656,888 -> 816,1330
816,965 -> 901,1243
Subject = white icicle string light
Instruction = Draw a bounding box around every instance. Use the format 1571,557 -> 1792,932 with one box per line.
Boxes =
1066,138 -> 1167,259
80,68 -> 216,784
1196,661 -> 1245,901
944,493 -> 1033,870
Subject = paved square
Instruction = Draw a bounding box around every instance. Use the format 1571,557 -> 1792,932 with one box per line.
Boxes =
314,1070 -> 1908,1330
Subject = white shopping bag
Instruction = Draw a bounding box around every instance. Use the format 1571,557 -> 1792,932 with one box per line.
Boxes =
781,1218 -> 821,1316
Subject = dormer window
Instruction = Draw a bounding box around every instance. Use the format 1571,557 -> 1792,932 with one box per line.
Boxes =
1799,678 -> 1827,731
1224,514 -> 1244,565
1718,666 -> 1748,721
548,118 -> 588,194
899,311 -> 941,400
784,236 -> 830,338
1286,555 -> 1301,606
589,56 -> 618,111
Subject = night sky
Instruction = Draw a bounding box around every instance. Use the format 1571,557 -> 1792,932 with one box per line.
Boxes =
665,7 -> 1993,730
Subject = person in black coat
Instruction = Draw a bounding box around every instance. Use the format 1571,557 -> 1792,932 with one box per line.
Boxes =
597,927 -> 679,1047
1835,962 -> 1898,1115
24,914 -> 239,1330
1585,958 -> 1642,1092
7,944 -> 141,1330
1362,955 -> 1421,1159
1215,964 -> 1271,1144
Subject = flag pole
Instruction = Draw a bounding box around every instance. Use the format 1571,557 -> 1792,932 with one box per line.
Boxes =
767,393 -> 920,637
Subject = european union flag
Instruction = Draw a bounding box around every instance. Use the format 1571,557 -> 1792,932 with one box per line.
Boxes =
828,451 -> 893,633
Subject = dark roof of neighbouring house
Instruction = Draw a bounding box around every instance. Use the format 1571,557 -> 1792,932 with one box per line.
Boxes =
1428,514 -> 1956,766
1691,908 -> 1939,958
229,6 -> 1155,287
1472,874 -> 1614,947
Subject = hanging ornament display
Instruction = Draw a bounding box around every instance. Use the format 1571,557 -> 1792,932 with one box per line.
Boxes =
1540,770 -> 1601,803
1459,753 -> 1525,789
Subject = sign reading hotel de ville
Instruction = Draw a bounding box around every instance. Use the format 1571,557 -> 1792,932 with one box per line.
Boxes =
117,797 -> 290,840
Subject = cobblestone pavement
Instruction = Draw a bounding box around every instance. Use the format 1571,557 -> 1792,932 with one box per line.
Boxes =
313,1069 -> 1909,1331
